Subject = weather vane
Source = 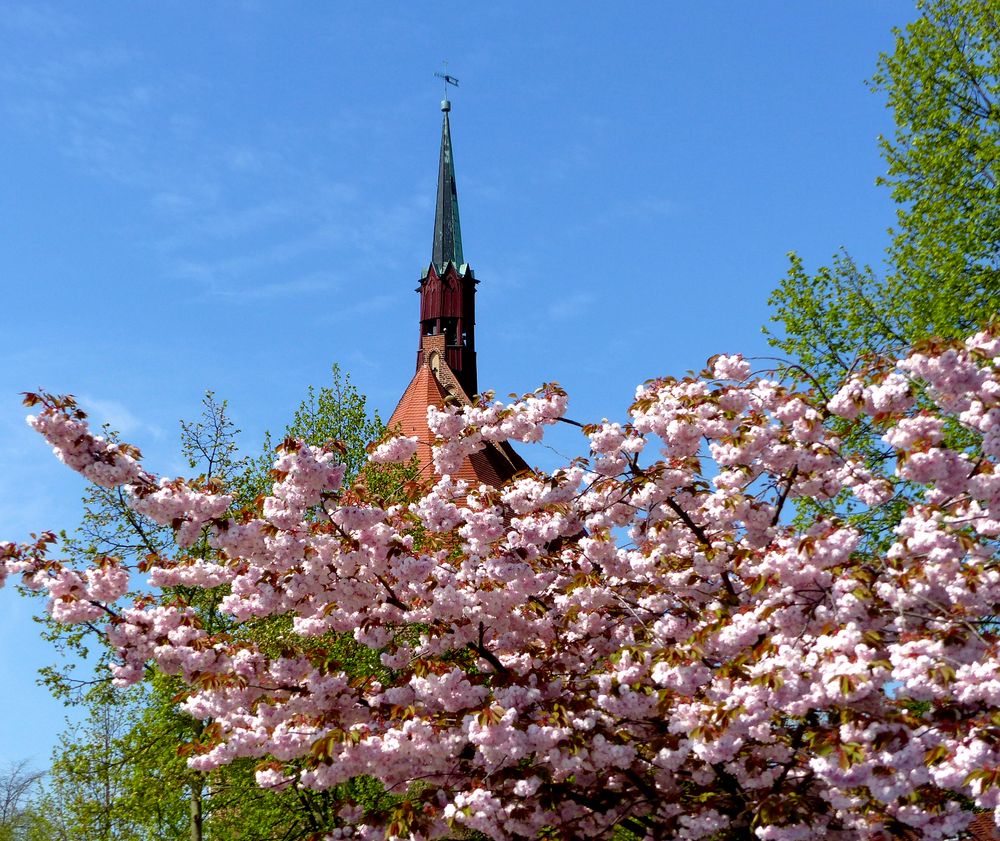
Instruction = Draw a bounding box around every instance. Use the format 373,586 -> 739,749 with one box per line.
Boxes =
434,61 -> 459,103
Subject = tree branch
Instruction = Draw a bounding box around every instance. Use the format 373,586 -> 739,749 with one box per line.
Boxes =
467,621 -> 509,678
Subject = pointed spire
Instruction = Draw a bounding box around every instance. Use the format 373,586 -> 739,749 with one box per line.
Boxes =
432,99 -> 464,272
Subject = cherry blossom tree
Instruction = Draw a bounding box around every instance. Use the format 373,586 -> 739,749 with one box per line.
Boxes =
3,330 -> 1000,840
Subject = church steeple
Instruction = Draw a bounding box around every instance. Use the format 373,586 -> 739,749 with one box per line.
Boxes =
388,91 -> 528,492
417,97 -> 478,398
432,99 -> 464,272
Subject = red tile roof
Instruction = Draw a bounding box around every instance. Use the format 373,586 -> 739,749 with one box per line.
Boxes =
969,813 -> 1000,840
387,359 -> 528,492
896,812 -> 998,840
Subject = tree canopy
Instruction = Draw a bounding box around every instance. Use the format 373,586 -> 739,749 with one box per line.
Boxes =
4,328 -> 1000,839
17,367 -> 412,841
768,0 -> 1000,391
874,0 -> 1000,323
6,3 -> 1000,839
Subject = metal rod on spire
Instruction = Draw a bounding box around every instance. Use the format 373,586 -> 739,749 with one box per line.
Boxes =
434,63 -> 459,111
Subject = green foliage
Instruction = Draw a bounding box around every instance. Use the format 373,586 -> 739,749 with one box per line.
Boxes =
31,684 -> 181,841
766,0 -> 1000,550
873,0 -> 1000,316
241,363 -> 387,506
29,365 -> 416,840
767,251 -> 903,396
768,0 -> 1000,391
766,253 -> 908,548
0,761 -> 46,841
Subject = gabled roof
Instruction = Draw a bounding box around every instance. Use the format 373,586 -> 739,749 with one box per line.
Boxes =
387,356 -> 528,492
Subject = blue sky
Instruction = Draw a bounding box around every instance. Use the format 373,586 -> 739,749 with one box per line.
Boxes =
0,2 -> 916,767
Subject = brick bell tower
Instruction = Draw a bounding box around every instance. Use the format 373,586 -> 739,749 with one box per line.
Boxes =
388,94 -> 527,487
416,96 -> 478,398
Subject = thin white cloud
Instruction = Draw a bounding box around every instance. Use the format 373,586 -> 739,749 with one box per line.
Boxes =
547,291 -> 596,322
0,47 -> 138,94
77,395 -> 163,439
167,224 -> 353,294
562,194 -> 681,240
344,294 -> 396,316
0,23 -> 431,322
215,271 -> 344,302
188,199 -> 298,241
0,3 -> 78,38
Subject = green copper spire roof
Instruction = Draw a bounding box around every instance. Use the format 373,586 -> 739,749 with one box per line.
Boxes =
432,99 -> 464,272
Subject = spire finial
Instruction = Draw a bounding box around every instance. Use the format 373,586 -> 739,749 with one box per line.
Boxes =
434,62 -> 459,113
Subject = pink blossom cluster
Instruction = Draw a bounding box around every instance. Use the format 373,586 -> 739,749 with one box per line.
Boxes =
4,335 -> 1000,839
427,384 -> 568,474
131,478 -> 232,547
712,353 -> 752,381
369,435 -> 419,464
27,395 -> 146,488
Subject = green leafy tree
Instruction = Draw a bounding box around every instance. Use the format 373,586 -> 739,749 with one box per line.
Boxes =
247,363 -> 388,495
875,0 -> 1000,327
767,0 -> 1000,393
0,761 -> 46,841
30,686 -> 160,841
764,0 -> 1000,561
29,366 -> 415,841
